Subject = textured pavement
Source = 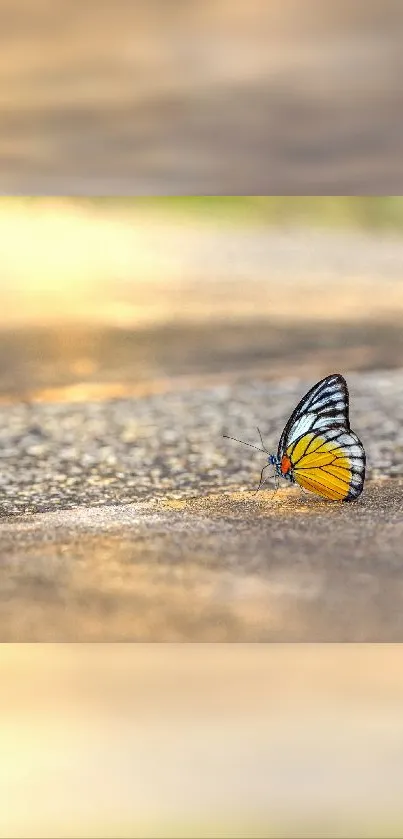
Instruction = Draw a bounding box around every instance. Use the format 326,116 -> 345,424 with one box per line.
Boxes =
1,369 -> 403,641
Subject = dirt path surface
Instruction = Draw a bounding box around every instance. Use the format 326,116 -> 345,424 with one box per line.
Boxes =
0,479 -> 402,641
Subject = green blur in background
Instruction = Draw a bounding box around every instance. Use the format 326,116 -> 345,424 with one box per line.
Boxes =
20,195 -> 403,230
93,196 -> 403,231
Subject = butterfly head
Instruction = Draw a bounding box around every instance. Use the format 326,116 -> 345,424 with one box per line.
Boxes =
268,453 -> 283,477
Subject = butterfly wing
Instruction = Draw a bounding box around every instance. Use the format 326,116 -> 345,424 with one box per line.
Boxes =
278,374 -> 365,501
277,374 -> 350,456
286,427 -> 365,501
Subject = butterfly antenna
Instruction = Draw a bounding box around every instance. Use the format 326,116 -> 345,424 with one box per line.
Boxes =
223,435 -> 267,454
256,427 -> 269,454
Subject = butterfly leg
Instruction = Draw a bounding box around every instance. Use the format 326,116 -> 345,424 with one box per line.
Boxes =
253,464 -> 276,495
270,472 -> 280,499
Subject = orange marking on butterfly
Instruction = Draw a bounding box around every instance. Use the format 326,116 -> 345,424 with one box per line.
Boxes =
280,454 -> 292,475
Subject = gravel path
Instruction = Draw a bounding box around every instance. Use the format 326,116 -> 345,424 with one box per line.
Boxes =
0,368 -> 402,516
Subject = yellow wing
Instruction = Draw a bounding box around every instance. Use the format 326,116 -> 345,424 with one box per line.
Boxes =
286,429 -> 365,501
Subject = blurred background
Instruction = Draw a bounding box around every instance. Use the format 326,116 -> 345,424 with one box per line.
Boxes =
1,196 -> 403,402
3,4 -> 403,835
1,0 -> 403,193
2,644 -> 403,838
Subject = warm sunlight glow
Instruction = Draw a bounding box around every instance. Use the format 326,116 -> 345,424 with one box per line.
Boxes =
1,199 -> 403,330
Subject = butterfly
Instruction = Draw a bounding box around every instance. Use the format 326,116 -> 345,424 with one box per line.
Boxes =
224,374 -> 366,501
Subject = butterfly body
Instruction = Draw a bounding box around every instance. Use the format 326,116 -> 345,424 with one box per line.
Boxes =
268,453 -> 295,483
224,374 -> 366,502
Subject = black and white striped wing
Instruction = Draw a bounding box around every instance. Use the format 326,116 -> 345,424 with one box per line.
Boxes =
277,373 -> 350,457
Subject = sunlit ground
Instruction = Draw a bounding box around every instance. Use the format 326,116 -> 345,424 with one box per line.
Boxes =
1,644 -> 403,838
